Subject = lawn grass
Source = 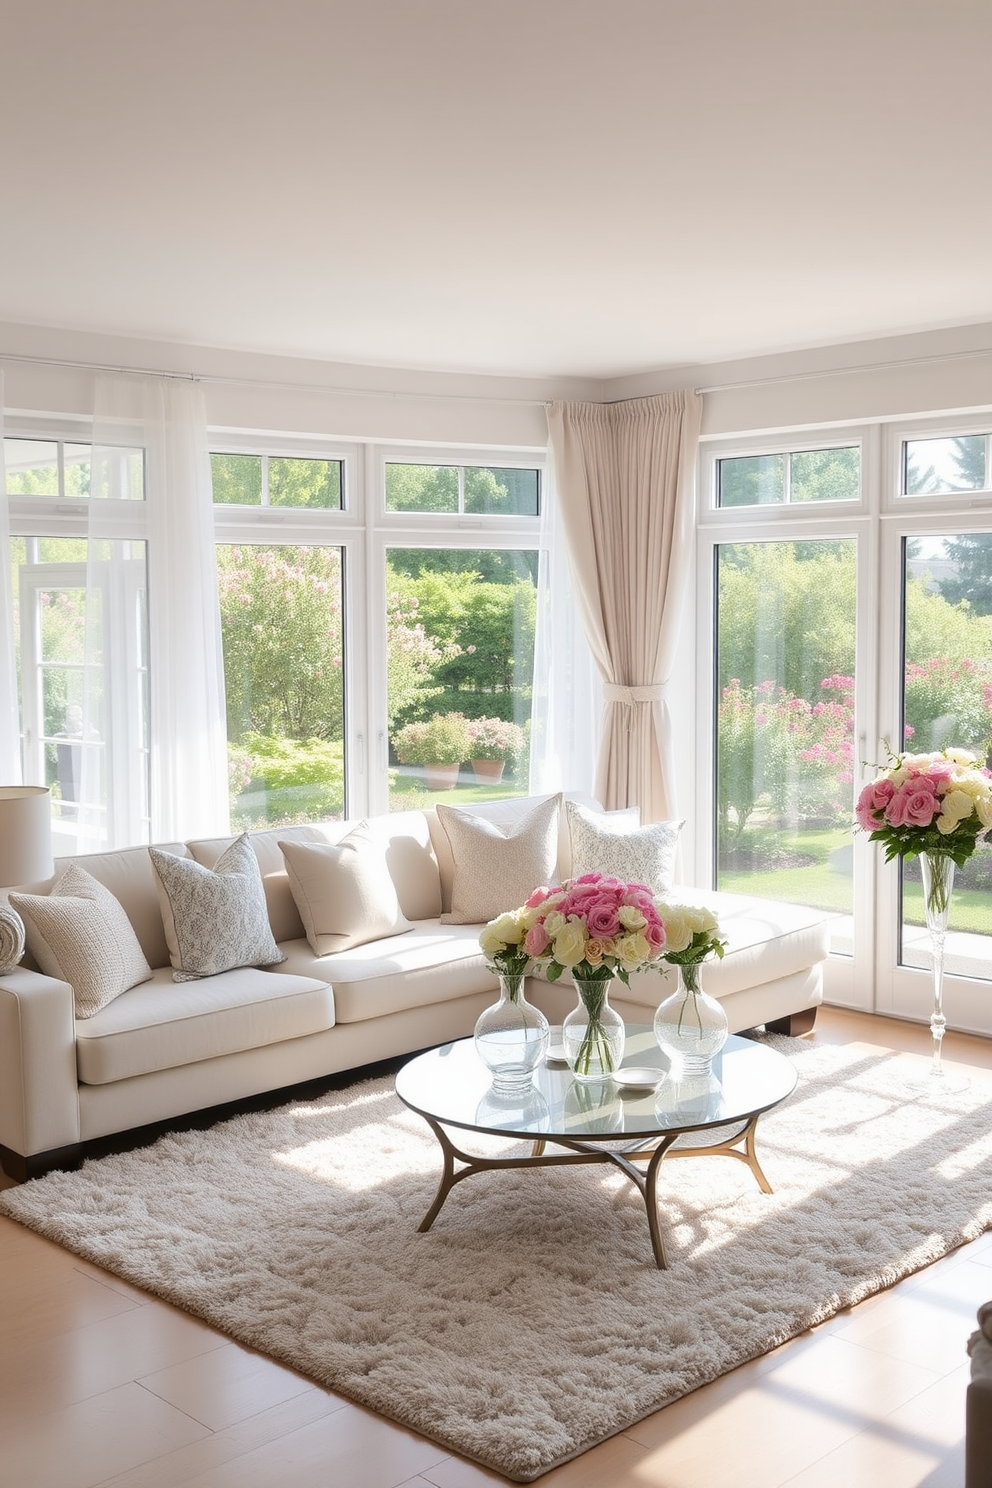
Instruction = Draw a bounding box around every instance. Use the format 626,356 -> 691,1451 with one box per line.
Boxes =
720,822 -> 992,935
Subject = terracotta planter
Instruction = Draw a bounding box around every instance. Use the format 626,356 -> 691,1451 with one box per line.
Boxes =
423,762 -> 461,790
471,758 -> 506,783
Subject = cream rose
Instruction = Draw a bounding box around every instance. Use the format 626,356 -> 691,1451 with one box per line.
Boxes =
551,920 -> 587,966
542,909 -> 567,938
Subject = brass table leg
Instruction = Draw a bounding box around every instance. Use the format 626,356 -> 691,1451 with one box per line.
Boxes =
413,1113 -> 775,1269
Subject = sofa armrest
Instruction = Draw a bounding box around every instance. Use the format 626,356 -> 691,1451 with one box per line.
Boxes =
0,967 -> 80,1161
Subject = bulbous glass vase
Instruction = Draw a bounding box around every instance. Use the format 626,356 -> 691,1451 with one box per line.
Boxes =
653,961 -> 728,1077
563,976 -> 626,1081
473,972 -> 550,1089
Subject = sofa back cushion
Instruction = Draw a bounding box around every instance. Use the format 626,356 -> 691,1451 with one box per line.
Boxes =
280,826 -> 413,955
434,794 -> 562,924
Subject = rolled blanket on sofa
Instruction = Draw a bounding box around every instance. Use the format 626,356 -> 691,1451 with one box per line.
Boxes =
0,903 -> 26,974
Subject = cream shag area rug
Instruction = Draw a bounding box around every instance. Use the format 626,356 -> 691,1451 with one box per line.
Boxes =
4,1039 -> 992,1482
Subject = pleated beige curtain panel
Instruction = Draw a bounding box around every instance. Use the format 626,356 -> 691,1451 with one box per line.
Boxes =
546,391 -> 703,822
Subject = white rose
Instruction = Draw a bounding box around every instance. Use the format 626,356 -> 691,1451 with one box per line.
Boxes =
491,911 -> 524,945
940,789 -> 974,825
617,905 -> 647,931
543,909 -> 567,937
659,907 -> 692,954
552,920 -> 587,966
616,931 -> 650,970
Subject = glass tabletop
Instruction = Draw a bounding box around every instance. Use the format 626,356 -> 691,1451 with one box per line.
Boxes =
394,1026 -> 798,1143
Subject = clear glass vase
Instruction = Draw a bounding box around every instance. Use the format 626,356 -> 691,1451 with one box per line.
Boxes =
653,961 -> 728,1076
562,976 -> 625,1081
473,972 -> 550,1089
920,851 -> 955,1080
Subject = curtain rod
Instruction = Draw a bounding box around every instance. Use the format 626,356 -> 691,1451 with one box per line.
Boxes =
0,350 -> 551,408
693,342 -> 992,396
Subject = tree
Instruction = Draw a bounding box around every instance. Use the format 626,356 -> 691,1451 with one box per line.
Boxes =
217,545 -> 344,742
717,543 -> 856,702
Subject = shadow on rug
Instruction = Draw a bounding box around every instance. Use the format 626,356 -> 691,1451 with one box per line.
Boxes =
2,1038 -> 992,1482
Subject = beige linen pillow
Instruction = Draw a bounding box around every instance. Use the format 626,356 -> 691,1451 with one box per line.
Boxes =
565,798 -> 683,892
437,793 -> 561,924
150,833 -> 285,982
10,862 -> 153,1018
279,825 -> 412,956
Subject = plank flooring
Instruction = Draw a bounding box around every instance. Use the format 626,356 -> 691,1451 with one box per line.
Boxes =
1,1007 -> 989,1488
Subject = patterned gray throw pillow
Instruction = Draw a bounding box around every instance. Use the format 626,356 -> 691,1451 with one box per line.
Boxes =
150,834 -> 286,982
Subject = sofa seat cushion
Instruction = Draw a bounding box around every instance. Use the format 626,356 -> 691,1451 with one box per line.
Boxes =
277,920 -> 496,1023
531,890 -> 832,1010
75,966 -> 335,1086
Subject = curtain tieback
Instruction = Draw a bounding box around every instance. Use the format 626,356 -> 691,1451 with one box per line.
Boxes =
603,683 -> 664,730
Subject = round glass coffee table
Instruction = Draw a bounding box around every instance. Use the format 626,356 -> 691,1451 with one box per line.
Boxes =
395,1025 -> 797,1268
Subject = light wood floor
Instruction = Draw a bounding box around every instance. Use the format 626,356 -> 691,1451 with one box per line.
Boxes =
1,1007 -> 990,1488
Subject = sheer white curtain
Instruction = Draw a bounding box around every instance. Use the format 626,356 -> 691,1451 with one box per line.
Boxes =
85,375 -> 229,847
546,392 -> 703,823
0,375 -> 22,784
529,440 -> 600,799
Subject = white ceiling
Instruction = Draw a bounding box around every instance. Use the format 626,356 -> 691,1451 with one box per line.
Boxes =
2,0 -> 991,381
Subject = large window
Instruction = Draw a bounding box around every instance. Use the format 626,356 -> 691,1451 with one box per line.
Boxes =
386,544 -> 537,810
217,543 -> 346,830
9,532 -> 149,854
5,432 -> 150,851
211,445 -> 544,827
703,418 -> 992,1034
714,538 -> 856,924
900,532 -> 992,982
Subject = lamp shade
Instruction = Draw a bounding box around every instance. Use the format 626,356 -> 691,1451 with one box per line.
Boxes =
0,786 -> 55,886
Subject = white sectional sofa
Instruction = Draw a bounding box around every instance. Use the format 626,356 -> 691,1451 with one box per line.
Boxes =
0,794 -> 831,1180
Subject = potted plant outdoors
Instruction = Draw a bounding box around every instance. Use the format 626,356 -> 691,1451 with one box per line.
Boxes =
467,717 -> 525,784
392,712 -> 473,790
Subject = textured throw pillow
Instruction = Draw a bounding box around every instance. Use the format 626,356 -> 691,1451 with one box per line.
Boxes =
150,834 -> 285,982
437,794 -> 561,925
279,825 -> 412,956
10,862 -> 153,1018
565,798 -> 683,892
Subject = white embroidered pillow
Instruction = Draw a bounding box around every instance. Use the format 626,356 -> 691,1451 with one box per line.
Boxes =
437,794 -> 561,925
565,799 -> 683,892
279,825 -> 412,956
10,862 -> 153,1018
150,834 -> 285,982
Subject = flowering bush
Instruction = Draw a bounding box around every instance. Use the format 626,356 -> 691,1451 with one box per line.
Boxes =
393,712 -> 472,766
653,901 -> 727,966
718,675 -> 855,843
521,873 -> 668,986
855,747 -> 992,867
467,716 -> 525,763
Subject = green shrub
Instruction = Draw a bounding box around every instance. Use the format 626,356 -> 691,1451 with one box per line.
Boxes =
393,712 -> 472,765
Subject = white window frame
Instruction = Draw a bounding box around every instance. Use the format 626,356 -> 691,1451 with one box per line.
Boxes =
698,413 -> 992,1036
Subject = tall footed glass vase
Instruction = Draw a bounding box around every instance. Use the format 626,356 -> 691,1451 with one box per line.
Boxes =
918,851 -> 963,1086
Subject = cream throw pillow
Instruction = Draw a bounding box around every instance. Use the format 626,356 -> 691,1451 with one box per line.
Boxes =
565,799 -> 683,892
150,834 -> 285,982
279,826 -> 412,956
11,862 -> 153,1018
437,794 -> 561,924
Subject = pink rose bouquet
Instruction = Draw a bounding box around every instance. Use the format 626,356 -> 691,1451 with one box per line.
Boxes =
521,872 -> 668,1078
521,872 -> 668,986
855,747 -> 992,868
